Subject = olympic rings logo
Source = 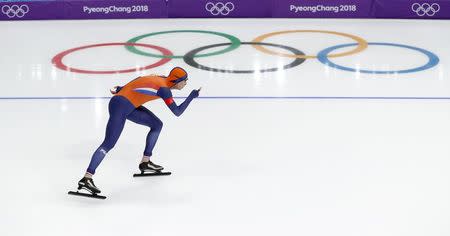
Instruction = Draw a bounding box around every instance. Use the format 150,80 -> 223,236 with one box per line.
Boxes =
52,29 -> 440,75
1,4 -> 29,18
205,2 -> 235,16
411,3 -> 440,16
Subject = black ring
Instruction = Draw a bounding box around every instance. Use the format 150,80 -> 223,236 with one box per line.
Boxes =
183,42 -> 306,74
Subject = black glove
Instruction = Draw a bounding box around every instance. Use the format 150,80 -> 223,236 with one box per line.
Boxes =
190,89 -> 200,98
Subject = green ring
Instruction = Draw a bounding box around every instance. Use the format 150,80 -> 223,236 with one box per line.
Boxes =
125,30 -> 241,59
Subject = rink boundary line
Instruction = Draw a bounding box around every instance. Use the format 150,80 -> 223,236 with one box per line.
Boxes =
1,96 -> 450,100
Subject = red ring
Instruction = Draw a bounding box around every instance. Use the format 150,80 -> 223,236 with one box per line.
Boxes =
52,43 -> 173,74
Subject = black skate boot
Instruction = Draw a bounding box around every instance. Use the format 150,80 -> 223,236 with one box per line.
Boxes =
68,177 -> 106,199
134,161 -> 171,177
139,161 -> 164,172
77,177 -> 101,194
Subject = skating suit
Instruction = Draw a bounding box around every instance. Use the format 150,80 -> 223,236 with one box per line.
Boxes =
115,75 -> 175,108
86,75 -> 197,174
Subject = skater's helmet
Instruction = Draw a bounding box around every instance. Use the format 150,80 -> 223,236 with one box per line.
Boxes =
167,67 -> 188,86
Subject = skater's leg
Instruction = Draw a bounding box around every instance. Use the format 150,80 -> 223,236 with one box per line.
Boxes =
127,106 -> 163,158
86,96 -> 135,175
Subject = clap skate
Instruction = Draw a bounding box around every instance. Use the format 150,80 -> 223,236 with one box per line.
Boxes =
68,177 -> 106,199
133,161 -> 171,177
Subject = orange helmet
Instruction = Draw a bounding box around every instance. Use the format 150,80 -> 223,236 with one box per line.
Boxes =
166,67 -> 188,86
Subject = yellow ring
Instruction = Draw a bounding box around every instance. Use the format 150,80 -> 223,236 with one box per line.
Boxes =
252,30 -> 368,59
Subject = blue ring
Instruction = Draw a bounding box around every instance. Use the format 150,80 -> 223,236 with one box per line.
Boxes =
317,42 -> 439,74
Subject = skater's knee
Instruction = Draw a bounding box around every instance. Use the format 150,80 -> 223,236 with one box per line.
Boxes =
153,120 -> 163,132
100,137 -> 120,151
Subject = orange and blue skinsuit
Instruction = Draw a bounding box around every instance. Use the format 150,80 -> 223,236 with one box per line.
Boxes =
86,67 -> 199,174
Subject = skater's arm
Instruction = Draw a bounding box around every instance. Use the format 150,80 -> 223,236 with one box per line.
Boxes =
168,90 -> 199,117
157,87 -> 199,117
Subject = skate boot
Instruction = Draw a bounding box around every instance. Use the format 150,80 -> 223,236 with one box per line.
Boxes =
139,161 -> 164,173
78,177 -> 101,194
134,161 -> 170,177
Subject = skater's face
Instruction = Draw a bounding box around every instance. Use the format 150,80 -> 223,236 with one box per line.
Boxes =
172,79 -> 187,90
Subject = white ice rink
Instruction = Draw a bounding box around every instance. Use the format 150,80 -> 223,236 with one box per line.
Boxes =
1,19 -> 450,236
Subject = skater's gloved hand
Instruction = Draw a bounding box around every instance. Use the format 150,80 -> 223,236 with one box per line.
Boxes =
189,88 -> 200,98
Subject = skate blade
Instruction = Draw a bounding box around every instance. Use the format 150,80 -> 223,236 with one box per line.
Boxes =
68,190 -> 106,199
133,171 -> 171,177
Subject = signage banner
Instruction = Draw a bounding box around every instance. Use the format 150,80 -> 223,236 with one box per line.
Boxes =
272,0 -> 373,18
0,0 -> 168,20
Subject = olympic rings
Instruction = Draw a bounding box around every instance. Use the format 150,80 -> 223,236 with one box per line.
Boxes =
51,29 -> 440,75
205,2 -> 235,16
183,42 -> 306,74
317,42 -> 440,74
412,3 -> 440,17
125,30 -> 241,59
251,30 -> 368,59
52,43 -> 173,74
2,5 -> 29,18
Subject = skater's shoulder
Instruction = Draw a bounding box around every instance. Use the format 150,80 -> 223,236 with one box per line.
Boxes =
157,86 -> 173,98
